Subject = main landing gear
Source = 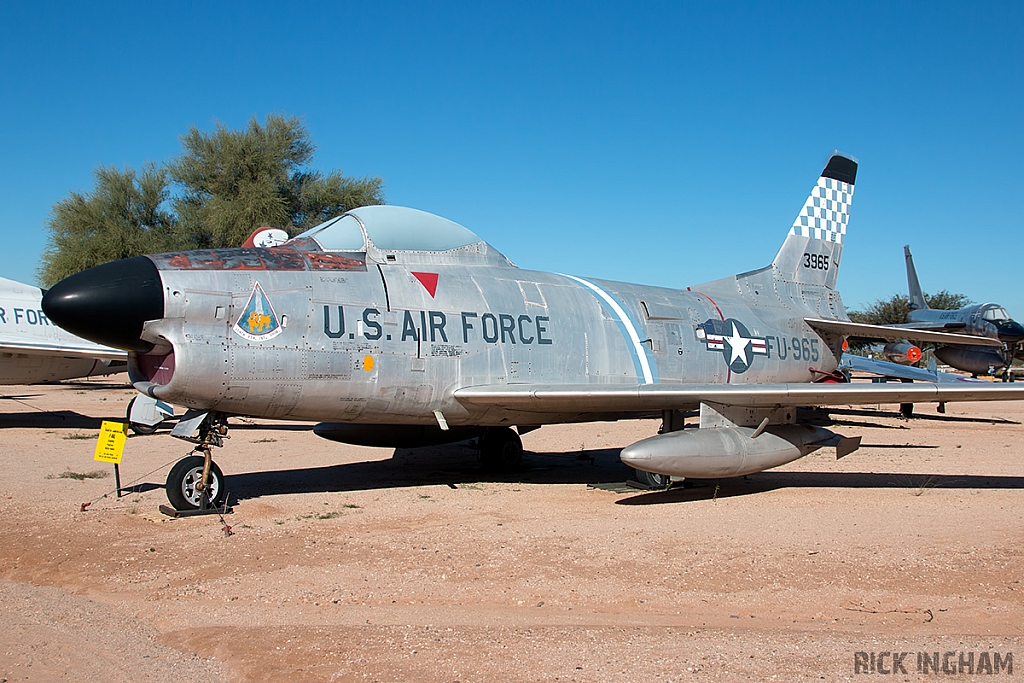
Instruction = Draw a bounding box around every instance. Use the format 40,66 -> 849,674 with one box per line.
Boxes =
1001,343 -> 1019,383
479,427 -> 523,470
162,412 -> 229,513
632,469 -> 672,490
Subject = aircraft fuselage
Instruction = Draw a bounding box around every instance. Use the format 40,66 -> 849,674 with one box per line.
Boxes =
128,253 -> 844,426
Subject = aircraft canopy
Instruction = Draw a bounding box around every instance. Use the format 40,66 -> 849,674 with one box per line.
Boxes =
981,305 -> 1011,322
296,206 -> 484,253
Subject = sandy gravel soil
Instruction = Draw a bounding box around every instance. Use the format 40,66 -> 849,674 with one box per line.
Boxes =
1,377 -> 1022,681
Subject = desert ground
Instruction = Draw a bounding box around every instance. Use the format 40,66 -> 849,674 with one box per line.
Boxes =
1,377 -> 1022,682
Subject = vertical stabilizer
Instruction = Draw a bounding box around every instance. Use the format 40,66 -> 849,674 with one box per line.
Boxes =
770,153 -> 857,290
904,245 -> 928,310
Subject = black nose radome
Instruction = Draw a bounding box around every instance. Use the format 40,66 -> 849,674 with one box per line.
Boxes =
42,256 -> 164,352
998,321 -> 1024,342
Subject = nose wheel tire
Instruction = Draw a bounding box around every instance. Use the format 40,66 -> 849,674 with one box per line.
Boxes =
126,396 -> 158,435
166,455 -> 225,511
480,427 -> 523,470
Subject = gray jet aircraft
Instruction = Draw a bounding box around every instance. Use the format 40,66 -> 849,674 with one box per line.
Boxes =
0,275 -> 174,432
892,246 -> 1024,379
0,275 -> 126,384
41,154 -> 1024,511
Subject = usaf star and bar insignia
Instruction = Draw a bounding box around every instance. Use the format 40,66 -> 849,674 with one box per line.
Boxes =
697,318 -> 768,373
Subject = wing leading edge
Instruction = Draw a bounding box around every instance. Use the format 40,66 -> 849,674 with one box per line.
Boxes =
454,381 -> 1024,413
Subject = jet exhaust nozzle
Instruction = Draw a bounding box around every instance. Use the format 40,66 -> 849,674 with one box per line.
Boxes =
41,256 -> 164,352
620,424 -> 840,478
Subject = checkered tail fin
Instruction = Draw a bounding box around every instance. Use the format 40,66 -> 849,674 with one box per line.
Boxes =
770,153 -> 857,290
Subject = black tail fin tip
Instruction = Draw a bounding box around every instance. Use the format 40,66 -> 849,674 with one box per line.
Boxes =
823,154 -> 858,186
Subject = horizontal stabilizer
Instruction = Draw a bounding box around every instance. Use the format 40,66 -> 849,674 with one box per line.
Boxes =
804,318 -> 1002,347
839,354 -> 986,383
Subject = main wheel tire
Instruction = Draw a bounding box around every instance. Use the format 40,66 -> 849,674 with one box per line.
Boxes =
633,468 -> 671,490
480,427 -> 523,471
166,455 -> 225,511
126,397 -> 158,435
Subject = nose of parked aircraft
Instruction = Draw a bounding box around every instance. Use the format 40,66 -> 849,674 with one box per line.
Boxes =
41,256 -> 164,352
998,321 -> 1024,342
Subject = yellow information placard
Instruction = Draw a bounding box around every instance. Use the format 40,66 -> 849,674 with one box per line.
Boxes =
94,421 -> 128,464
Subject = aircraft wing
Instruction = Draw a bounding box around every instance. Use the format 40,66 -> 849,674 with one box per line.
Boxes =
888,321 -> 968,331
804,318 -> 1000,347
454,381 -> 1024,413
0,339 -> 126,361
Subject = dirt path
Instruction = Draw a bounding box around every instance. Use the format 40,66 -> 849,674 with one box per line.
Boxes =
2,379 -> 1022,681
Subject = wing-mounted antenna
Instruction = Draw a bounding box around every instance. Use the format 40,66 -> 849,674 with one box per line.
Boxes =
904,245 -> 929,310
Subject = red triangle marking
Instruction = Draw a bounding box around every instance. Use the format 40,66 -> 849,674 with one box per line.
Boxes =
412,271 -> 439,298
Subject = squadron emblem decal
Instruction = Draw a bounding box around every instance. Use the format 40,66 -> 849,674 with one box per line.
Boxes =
697,318 -> 768,373
233,282 -> 283,341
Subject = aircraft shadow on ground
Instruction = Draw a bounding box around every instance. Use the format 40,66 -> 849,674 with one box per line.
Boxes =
0,410 -> 107,430
230,422 -> 315,432
218,441 -> 1024,507
616,470 -> 1024,505
1,392 -> 44,401
56,380 -> 131,389
820,419 -> 911,430
121,482 -> 163,494
828,407 -> 1020,426
223,446 -> 636,503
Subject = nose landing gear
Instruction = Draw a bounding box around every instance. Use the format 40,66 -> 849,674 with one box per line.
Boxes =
160,412 -> 231,515
166,455 -> 225,511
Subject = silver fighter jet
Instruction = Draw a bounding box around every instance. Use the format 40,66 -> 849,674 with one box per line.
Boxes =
42,154 -> 1024,511
893,245 -> 1024,379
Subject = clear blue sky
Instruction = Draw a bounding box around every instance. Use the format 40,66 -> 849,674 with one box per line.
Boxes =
1,2 -> 1021,314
